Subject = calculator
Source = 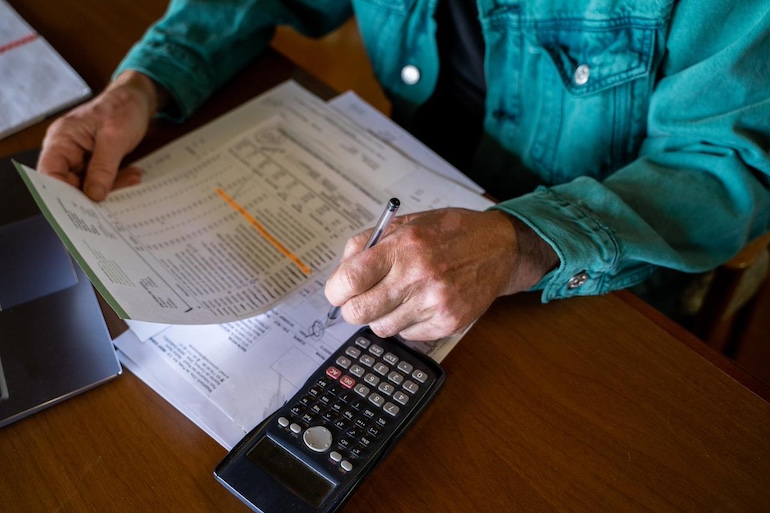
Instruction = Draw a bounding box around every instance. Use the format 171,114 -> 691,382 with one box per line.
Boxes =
214,326 -> 445,513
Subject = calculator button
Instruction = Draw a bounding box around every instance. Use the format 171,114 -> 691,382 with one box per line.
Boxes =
298,395 -> 313,406
319,393 -> 334,405
290,423 -> 302,434
362,408 -> 376,419
378,382 -> 395,396
368,344 -> 384,357
397,361 -> 414,374
387,371 -> 404,385
354,336 -> 370,349
359,435 -> 373,448
342,410 -> 356,421
366,425 -> 381,438
303,426 -> 333,452
354,384 -> 370,397
359,355 -> 375,367
373,362 -> 389,375
355,418 -> 369,430
349,364 -> 365,378
277,416 -> 289,428
330,451 -> 342,462
322,411 -> 338,423
310,404 -> 323,415
348,398 -> 363,411
412,369 -> 428,383
345,427 -> 362,439
375,416 -> 389,428
383,402 -> 400,416
345,346 -> 361,358
393,391 -> 409,405
363,373 -> 380,386
335,356 -> 352,369
326,366 -> 342,380
333,418 -> 348,430
383,352 -> 399,365
349,445 -> 365,459
341,460 -> 353,472
368,393 -> 385,408
289,405 -> 303,416
308,386 -> 322,397
340,375 -> 356,389
403,380 -> 419,394
301,412 -> 315,424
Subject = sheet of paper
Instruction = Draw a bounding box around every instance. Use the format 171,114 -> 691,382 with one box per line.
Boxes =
0,0 -> 91,139
17,81 -> 491,325
103,84 -> 492,447
329,91 -> 484,194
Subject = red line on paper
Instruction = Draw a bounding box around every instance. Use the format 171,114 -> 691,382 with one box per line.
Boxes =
0,33 -> 38,56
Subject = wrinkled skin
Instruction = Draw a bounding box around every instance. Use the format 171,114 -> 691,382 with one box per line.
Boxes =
37,71 -> 167,201
324,208 -> 557,341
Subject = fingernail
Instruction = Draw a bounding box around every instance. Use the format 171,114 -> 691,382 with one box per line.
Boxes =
85,183 -> 107,201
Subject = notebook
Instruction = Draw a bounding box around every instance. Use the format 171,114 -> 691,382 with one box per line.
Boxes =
0,0 -> 92,139
0,149 -> 121,428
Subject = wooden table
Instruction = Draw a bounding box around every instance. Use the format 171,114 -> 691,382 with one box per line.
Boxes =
2,1 -> 770,511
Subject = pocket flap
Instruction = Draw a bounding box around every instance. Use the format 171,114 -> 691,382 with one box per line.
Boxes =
538,22 -> 655,96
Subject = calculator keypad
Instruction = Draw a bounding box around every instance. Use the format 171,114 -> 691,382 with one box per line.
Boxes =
273,332 -> 435,475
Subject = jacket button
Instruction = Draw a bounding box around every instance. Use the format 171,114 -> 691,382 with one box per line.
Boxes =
401,64 -> 421,85
573,64 -> 590,86
567,271 -> 589,289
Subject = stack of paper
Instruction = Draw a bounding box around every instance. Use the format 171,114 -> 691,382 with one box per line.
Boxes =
0,0 -> 91,139
17,81 -> 491,448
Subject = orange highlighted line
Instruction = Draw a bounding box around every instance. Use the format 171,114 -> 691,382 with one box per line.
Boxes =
216,188 -> 312,276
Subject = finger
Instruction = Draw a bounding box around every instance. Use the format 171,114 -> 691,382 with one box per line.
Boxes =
365,298 -> 427,339
325,242 -> 395,307
340,229 -> 372,261
112,166 -> 144,190
341,268 -> 411,327
83,130 -> 130,201
37,130 -> 88,188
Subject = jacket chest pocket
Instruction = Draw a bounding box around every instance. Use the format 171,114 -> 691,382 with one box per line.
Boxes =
529,21 -> 657,183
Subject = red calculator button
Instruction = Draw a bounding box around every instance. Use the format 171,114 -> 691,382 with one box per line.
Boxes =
340,375 -> 356,389
326,366 -> 342,380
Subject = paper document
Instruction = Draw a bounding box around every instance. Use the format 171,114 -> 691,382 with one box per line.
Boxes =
97,84 -> 491,448
0,0 -> 91,139
330,91 -> 484,194
16,81 -> 490,325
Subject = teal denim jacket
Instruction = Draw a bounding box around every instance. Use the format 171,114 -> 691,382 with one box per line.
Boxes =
116,0 -> 770,303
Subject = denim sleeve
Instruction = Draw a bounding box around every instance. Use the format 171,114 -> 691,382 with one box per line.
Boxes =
114,0 -> 353,121
494,3 -> 770,302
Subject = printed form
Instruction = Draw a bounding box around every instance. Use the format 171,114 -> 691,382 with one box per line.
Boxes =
17,82 -> 487,324
17,81 -> 492,447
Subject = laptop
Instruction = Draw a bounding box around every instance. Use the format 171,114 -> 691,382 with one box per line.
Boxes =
0,149 -> 121,428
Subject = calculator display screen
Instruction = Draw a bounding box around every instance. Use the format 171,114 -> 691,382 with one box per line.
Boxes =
247,436 -> 335,508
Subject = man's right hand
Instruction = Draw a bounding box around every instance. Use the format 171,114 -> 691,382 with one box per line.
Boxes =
36,70 -> 168,201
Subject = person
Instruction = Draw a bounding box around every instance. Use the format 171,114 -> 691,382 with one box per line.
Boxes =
37,0 -> 770,341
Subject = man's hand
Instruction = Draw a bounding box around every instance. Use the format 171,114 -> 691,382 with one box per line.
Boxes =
324,208 -> 559,341
37,70 -> 168,201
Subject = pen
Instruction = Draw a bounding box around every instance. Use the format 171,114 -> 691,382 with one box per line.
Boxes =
325,197 -> 400,327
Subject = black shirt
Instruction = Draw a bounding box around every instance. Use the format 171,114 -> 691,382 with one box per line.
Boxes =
410,0 -> 487,172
